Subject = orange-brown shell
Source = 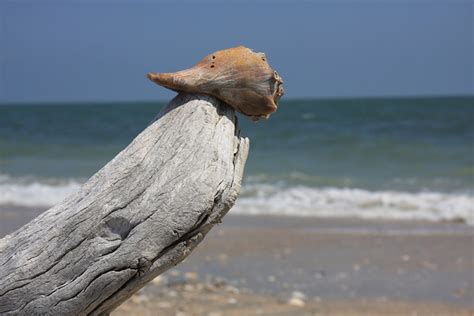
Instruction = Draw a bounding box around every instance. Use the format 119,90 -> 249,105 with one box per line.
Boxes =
147,46 -> 284,120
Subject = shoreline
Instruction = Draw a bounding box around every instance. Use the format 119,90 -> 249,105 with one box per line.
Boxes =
0,204 -> 472,239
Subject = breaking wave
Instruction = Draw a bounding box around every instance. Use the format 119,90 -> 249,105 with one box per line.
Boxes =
0,175 -> 472,225
233,184 -> 473,224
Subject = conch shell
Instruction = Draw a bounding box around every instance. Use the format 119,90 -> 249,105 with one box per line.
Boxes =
147,46 -> 284,120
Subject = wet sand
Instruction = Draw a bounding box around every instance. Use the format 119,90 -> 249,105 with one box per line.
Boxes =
1,205 -> 473,315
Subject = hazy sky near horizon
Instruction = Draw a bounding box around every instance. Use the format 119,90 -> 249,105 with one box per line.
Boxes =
0,0 -> 472,103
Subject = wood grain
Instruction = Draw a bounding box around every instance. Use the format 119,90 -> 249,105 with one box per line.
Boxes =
0,93 -> 249,315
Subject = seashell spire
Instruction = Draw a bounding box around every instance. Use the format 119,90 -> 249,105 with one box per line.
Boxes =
147,46 -> 284,121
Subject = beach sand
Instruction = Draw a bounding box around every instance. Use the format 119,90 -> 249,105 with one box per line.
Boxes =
1,206 -> 473,315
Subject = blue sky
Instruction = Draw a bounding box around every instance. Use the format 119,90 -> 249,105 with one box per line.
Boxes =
0,0 -> 472,103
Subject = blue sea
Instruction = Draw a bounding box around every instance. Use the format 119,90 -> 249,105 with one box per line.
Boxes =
0,96 -> 473,224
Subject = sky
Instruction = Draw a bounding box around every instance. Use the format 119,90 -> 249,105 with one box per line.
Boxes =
0,0 -> 472,103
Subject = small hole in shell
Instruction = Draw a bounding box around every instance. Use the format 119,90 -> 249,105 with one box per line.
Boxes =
212,55 -> 216,59
262,58 -> 266,61
210,65 -> 215,68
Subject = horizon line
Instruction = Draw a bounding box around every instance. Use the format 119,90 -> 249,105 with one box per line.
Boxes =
0,93 -> 473,106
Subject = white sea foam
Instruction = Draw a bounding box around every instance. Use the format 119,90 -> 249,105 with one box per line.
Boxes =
0,177 -> 472,224
233,184 -> 474,224
0,178 -> 82,207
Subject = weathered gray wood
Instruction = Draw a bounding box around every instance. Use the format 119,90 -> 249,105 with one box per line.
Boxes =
0,93 -> 249,315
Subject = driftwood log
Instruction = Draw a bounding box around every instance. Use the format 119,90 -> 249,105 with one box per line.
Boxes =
0,93 -> 249,315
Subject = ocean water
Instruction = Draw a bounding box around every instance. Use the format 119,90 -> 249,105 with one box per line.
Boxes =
0,96 -> 473,223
